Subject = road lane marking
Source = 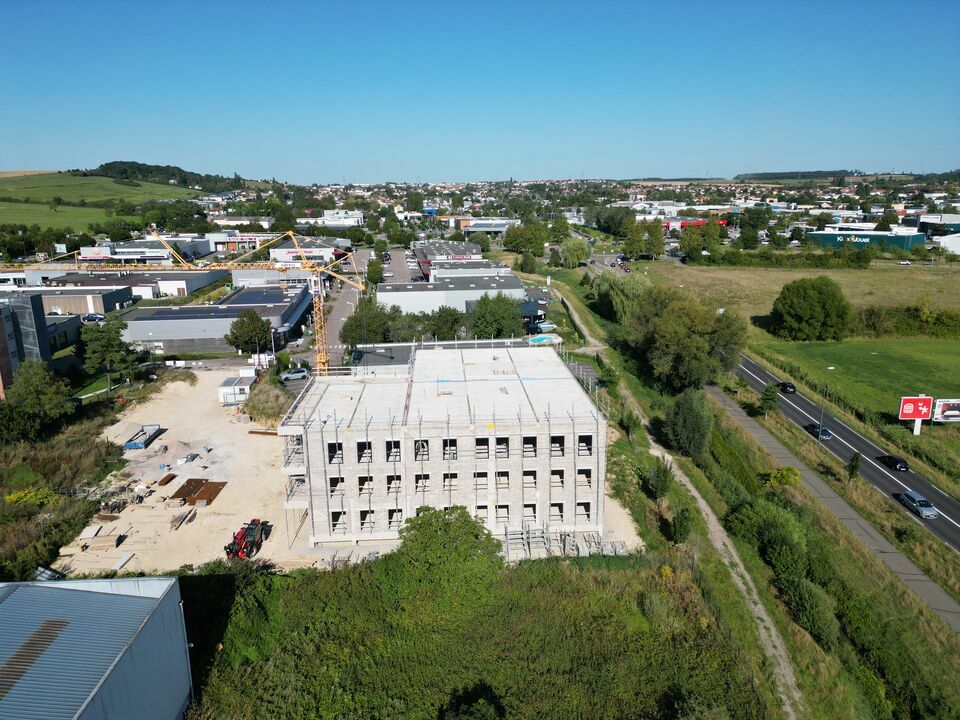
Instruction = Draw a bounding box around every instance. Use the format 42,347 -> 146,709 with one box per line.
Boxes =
736,363 -> 960,533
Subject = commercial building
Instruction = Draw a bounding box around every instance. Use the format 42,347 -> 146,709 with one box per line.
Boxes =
297,210 -> 365,228
409,240 -> 483,279
0,577 -> 192,720
46,270 -> 228,300
0,268 -> 69,288
279,345 -> 607,547
935,233 -> 960,255
122,284 -> 311,353
206,231 -> 277,255
45,313 -> 81,353
0,286 -> 134,316
269,238 -> 336,264
808,227 -> 926,250
377,275 -> 526,314
429,260 -> 511,282
439,217 -> 521,236
917,213 -> 960,235
211,216 -> 275,230
78,237 -> 212,265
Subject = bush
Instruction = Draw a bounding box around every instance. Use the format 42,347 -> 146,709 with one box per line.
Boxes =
670,508 -> 693,545
777,577 -> 840,651
769,276 -> 854,341
764,540 -> 808,583
665,389 -> 713,459
641,457 -> 674,500
243,382 -> 292,426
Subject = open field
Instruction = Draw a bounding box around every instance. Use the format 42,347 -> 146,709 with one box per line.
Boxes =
0,170 -> 57,178
0,200 -> 135,229
0,173 -> 200,203
647,261 -> 960,319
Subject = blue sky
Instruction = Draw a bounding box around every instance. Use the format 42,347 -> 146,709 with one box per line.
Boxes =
2,1 -> 958,183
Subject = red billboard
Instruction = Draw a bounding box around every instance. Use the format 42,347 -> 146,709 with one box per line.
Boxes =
899,396 -> 933,420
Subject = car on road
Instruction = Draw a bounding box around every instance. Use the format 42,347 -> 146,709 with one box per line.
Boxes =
777,382 -> 797,394
879,455 -> 910,472
280,367 -> 310,382
900,490 -> 939,519
805,423 -> 833,441
897,260 -> 911,265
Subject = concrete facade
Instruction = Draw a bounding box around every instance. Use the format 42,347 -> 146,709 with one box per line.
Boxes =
0,286 -> 135,316
279,345 -> 607,547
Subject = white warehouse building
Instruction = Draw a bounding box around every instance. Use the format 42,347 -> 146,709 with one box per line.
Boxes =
376,275 -> 526,314
279,345 -> 607,548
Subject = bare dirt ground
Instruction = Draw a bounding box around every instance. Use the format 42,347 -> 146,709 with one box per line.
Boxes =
55,371 -> 312,575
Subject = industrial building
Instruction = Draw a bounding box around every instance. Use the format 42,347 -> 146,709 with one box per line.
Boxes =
808,227 -> 926,250
408,240 -> 483,279
269,238 -> 336,264
377,275 -> 526,314
297,209 -> 365,228
429,260 -> 511,282
79,237 -> 212,265
122,284 -> 311,353
0,577 -> 192,720
45,270 -> 228,300
279,345 -> 607,548
0,286 -> 134,316
206,231 -> 276,255
211,216 -> 274,230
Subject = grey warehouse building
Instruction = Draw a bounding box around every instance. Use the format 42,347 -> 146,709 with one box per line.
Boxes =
0,577 -> 192,720
123,285 -> 312,353
377,275 -> 526,314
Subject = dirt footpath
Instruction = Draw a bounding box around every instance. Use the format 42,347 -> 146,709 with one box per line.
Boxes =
56,371 -> 310,575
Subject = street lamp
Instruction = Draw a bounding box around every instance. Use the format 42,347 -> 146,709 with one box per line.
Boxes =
818,366 -> 835,446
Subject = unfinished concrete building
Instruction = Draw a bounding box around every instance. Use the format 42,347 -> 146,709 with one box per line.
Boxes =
279,345 -> 607,550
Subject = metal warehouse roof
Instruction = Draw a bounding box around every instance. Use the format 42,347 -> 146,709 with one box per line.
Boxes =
0,583 -> 164,720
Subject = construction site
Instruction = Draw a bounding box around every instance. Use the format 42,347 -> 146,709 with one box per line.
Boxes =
278,343 -> 629,560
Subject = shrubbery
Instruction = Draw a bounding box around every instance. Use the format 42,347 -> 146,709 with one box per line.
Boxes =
769,276 -> 854,341
776,577 -> 840,651
665,389 -> 713,459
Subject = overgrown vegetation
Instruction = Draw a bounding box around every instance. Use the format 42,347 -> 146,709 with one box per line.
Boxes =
191,508 -> 775,719
242,382 -> 292,426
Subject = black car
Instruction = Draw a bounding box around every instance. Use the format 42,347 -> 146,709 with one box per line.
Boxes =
805,423 -> 833,441
777,382 -> 797,394
879,455 -> 910,472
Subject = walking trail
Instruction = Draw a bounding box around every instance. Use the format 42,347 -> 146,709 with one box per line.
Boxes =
558,285 -> 804,720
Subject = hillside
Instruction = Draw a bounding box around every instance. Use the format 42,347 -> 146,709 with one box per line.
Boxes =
0,173 -> 201,204
74,161 -> 245,194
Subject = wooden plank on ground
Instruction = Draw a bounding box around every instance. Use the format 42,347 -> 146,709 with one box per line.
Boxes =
170,478 -> 205,500
158,473 -> 177,487
188,481 -> 226,507
78,525 -> 102,540
112,553 -> 134,571
248,429 -> 277,435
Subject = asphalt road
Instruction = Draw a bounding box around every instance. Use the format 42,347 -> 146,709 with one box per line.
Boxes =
736,355 -> 960,553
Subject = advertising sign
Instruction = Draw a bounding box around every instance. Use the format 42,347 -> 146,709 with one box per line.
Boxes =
899,396 -> 933,421
933,399 -> 960,423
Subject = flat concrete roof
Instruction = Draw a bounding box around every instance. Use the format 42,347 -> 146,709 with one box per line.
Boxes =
377,275 -> 523,293
430,260 -> 507,270
0,286 -> 123,297
289,346 -> 600,431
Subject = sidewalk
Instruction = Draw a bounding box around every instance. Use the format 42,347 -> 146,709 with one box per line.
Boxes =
709,387 -> 960,633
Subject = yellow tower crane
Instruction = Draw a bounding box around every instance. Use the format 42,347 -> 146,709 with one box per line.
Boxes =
2,229 -> 366,375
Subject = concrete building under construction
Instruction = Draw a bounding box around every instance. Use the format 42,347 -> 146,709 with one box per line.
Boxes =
279,345 -> 607,549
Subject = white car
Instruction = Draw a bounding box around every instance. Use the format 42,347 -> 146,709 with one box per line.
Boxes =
383,271 -> 394,278
280,367 -> 310,382
898,260 -> 911,265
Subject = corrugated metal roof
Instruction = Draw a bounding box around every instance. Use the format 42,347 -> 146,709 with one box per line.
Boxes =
0,585 -> 158,720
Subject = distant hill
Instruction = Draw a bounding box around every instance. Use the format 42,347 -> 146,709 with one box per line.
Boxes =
0,173 -> 200,205
72,161 -> 245,194
733,170 -> 854,181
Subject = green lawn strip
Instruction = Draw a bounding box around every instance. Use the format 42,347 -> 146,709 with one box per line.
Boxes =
0,173 -> 200,203
0,201 -> 137,230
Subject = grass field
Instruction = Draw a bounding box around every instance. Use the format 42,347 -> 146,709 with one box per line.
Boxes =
647,261 -> 960,319
0,173 -> 200,204
0,201 -> 136,230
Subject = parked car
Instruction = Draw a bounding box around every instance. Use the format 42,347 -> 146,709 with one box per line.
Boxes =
900,490 -> 938,519
898,260 -> 911,265
805,423 -> 833,441
383,271 -> 394,278
777,382 -> 797,394
879,455 -> 910,472
280,367 -> 310,382
81,313 -> 105,324
609,262 -> 617,267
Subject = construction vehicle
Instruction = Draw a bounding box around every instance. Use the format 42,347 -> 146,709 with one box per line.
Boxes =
2,229 -> 365,374
224,518 -> 266,559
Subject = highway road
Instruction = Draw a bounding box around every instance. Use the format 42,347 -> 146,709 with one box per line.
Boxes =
736,355 -> 960,553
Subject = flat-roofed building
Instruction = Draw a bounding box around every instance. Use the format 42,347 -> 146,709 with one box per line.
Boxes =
0,286 -> 134,316
429,260 -> 511,282
376,275 -> 526,314
46,270 -> 228,299
279,345 -> 607,548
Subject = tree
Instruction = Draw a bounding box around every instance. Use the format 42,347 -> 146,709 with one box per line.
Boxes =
845,452 -> 861,484
82,317 -> 137,389
549,213 -> 570,243
623,220 -> 644,259
560,237 -> 590,268
449,230 -> 466,243
671,507 -> 693,545
223,310 -> 273,355
739,225 -> 759,250
374,238 -> 387,257
768,228 -> 789,250
642,457 -> 674,500
3,360 -> 73,429
405,191 -> 424,212
429,306 -> 466,341
814,213 -> 832,231
503,223 -> 549,256
760,384 -> 780,417
874,209 -> 899,232
472,231 -> 490,253
770,276 -> 854,341
519,252 -> 537,273
643,220 -> 665,257
366,258 -> 384,284
339,298 -> 391,347
471,294 -> 524,339
665,389 -> 713,459
790,227 -> 805,245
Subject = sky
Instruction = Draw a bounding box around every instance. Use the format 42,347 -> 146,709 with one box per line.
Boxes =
2,0 -> 958,184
